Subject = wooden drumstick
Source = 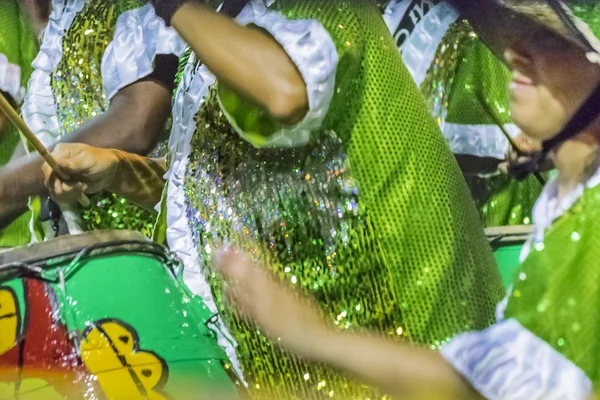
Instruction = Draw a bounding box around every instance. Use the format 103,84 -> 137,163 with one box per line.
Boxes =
0,93 -> 90,207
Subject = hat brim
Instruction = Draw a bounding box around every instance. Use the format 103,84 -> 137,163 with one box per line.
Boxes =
448,0 -> 597,62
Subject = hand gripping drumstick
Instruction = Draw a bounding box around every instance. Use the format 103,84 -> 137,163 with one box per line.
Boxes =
0,93 -> 89,234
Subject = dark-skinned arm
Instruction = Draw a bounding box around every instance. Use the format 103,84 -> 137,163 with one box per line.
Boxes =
168,1 -> 309,125
0,79 -> 172,229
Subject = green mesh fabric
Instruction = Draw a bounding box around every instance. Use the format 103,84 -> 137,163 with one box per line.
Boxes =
50,0 -> 158,238
420,19 -> 542,227
504,182 -> 600,389
0,0 -> 38,247
466,174 -> 542,227
182,1 -> 504,398
570,1 -> 600,40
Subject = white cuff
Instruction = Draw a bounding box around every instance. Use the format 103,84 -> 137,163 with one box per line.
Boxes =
0,54 -> 25,104
441,319 -> 592,400
102,4 -> 187,100
227,2 -> 338,148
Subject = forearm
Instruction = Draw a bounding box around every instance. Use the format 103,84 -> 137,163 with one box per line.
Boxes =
171,2 -> 308,123
314,330 -> 482,400
0,80 -> 170,226
107,151 -> 166,211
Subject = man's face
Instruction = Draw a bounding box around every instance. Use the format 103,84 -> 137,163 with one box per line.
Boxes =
505,29 -> 600,142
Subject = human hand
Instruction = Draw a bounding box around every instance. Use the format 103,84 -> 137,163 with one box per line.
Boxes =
42,143 -> 120,205
214,248 -> 333,360
499,132 -> 553,175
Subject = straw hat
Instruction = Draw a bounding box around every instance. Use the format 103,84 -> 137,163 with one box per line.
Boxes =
449,0 -> 600,63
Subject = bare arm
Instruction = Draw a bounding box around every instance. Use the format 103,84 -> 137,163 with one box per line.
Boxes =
169,2 -> 308,124
215,250 -> 483,400
109,151 -> 166,210
316,331 -> 482,400
0,80 -> 171,229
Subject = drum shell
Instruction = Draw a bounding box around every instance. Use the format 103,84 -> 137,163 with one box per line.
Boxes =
0,233 -> 239,399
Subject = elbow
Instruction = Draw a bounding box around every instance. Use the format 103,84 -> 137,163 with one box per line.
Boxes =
122,128 -> 157,156
266,78 -> 309,125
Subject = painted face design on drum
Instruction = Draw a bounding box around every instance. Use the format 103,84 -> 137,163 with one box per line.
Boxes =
0,287 -> 20,356
81,319 -> 169,400
1,281 -> 170,399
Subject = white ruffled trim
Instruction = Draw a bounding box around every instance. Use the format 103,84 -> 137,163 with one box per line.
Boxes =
102,4 -> 187,100
164,54 -> 245,384
0,54 -> 25,104
384,1 -> 459,87
22,0 -> 86,147
441,122 -> 520,159
442,319 -> 592,400
221,0 -> 338,148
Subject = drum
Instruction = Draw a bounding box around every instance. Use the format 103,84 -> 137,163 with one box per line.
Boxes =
0,230 -> 240,399
486,225 -> 533,288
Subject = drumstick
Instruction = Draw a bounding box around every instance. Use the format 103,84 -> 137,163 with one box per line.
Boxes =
476,92 -> 546,186
0,93 -> 90,207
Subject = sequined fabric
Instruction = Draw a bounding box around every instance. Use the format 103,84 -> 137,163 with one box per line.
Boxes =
0,0 -> 38,247
181,1 -> 504,398
51,0 -> 161,237
504,181 -> 600,389
420,19 -> 542,227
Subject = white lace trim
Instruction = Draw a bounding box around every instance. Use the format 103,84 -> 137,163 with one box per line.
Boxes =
22,0 -> 86,148
442,122 -> 520,159
102,4 -> 187,100
384,0 -> 459,87
0,54 -> 25,103
442,319 -> 591,400
220,0 -> 338,148
164,53 -> 245,384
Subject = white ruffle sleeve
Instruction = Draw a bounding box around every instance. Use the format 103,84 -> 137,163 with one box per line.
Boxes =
441,319 -> 592,400
102,3 -> 187,100
0,54 -> 25,103
22,0 -> 86,147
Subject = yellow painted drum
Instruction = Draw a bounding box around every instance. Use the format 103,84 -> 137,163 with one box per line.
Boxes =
0,230 -> 241,399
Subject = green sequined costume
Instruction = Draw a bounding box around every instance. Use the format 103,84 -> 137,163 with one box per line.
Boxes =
422,20 -> 543,227
442,173 -> 600,397
23,0 -> 164,238
384,0 -> 542,227
504,183 -> 600,387
166,1 -> 504,398
0,0 -> 38,247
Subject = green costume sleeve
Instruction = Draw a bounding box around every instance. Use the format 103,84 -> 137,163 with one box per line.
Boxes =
0,0 -> 39,248
504,182 -> 600,387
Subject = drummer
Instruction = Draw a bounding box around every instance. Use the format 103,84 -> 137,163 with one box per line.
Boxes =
0,0 -> 184,239
40,0 -> 504,397
383,0 -> 544,228
209,0 -> 600,398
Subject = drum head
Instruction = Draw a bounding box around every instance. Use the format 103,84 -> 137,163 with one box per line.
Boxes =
0,230 -> 150,266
